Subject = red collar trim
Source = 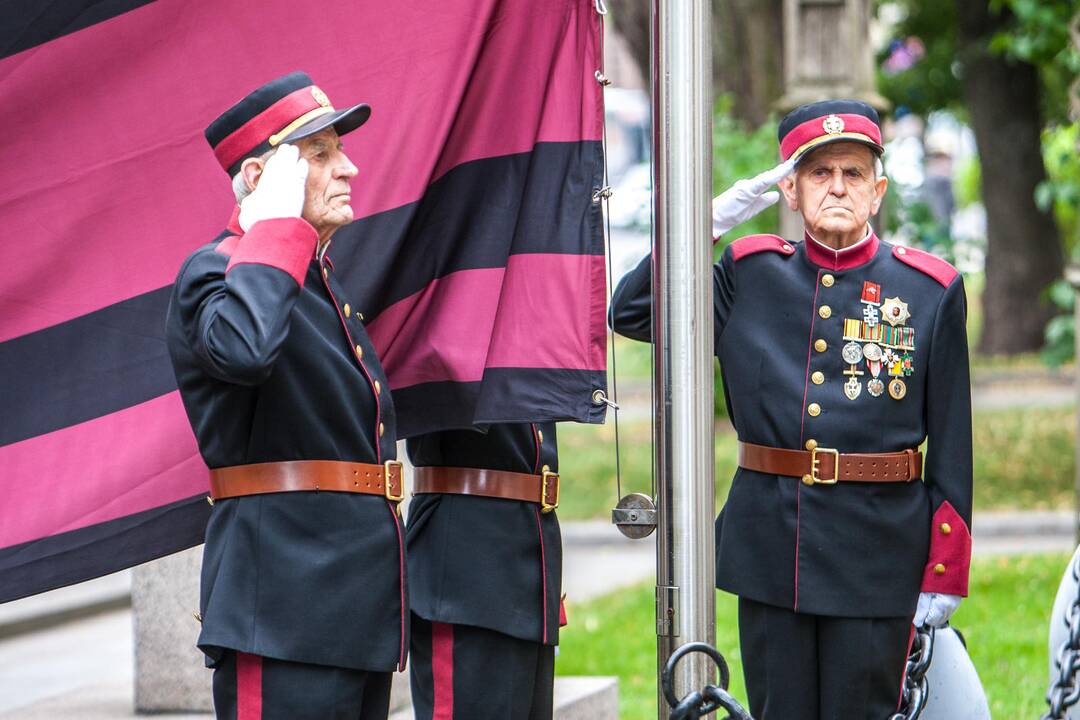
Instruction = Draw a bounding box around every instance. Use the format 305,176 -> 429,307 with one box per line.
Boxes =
803,227 -> 879,271
226,205 -> 243,236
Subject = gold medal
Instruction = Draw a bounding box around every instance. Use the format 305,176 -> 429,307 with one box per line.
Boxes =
888,378 -> 907,400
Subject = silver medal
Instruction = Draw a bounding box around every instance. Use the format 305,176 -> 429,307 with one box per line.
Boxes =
844,377 -> 861,400
842,341 -> 863,365
862,343 -> 882,362
867,378 -> 885,397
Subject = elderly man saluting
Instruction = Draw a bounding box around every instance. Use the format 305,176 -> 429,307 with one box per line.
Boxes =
611,100 -> 972,719
166,72 -> 406,719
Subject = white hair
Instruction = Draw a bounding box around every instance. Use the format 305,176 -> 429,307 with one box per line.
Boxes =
231,150 -> 275,204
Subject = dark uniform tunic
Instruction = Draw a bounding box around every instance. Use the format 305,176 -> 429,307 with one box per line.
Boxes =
611,230 -> 972,618
405,422 -> 561,720
165,210 -> 407,673
405,422 -> 562,645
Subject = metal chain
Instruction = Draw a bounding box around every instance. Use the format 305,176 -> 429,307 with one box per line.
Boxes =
663,643 -> 753,720
1044,551 -> 1080,719
889,626 -> 935,720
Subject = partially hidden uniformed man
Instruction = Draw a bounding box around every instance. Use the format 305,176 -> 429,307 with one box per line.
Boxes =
611,100 -> 972,719
166,71 -> 407,719
405,422 -> 563,719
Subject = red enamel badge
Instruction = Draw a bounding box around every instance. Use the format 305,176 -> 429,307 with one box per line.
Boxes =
861,281 -> 881,305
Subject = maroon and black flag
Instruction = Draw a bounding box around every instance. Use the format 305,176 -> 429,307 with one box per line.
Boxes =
0,0 -> 606,602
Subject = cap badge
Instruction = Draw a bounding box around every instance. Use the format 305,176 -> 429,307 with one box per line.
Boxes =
822,114 -> 845,135
311,86 -> 331,108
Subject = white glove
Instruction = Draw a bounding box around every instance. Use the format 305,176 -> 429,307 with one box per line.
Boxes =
711,158 -> 796,238
238,143 -> 309,232
913,592 -> 962,628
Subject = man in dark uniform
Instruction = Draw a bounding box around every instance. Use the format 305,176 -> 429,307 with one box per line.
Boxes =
166,71 -> 407,719
611,100 -> 971,719
405,422 -> 563,719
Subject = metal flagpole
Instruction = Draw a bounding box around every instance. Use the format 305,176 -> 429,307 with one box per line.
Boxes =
650,0 -> 716,717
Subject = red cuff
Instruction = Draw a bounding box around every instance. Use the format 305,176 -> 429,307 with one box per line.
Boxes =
225,217 -> 317,286
559,596 -> 568,627
920,501 -> 971,596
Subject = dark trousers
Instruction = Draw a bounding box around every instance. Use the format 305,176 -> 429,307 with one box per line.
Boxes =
409,613 -> 555,720
738,597 -> 912,720
212,649 -> 392,720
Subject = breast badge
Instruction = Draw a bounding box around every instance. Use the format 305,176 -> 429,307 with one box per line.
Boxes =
841,283 -> 914,401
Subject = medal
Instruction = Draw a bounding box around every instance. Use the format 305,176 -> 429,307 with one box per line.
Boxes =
844,377 -> 862,400
888,378 -> 907,400
861,281 -> 882,306
862,343 -> 882,362
867,378 -> 885,397
863,305 -> 879,327
842,341 -> 863,364
881,297 -> 911,327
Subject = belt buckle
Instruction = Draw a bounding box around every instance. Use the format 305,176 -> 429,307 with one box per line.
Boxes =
383,460 -> 405,502
811,447 -> 839,484
540,465 -> 560,513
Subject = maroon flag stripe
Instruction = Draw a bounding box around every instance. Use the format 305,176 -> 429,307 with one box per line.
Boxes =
0,0 -> 600,343
0,392 -> 206,549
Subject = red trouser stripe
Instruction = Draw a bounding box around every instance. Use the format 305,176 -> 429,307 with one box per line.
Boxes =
896,623 -> 917,711
236,652 -> 263,720
432,622 -> 455,719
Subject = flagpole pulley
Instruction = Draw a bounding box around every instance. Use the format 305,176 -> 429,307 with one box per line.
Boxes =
612,492 -> 658,539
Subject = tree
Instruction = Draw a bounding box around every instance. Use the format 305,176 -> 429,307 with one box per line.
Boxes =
880,0 -> 1072,355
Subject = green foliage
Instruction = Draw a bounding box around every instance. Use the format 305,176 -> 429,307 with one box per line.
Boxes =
1041,279 -> 1076,367
954,154 -> 983,208
556,554 -> 1071,719
1038,122 -> 1080,256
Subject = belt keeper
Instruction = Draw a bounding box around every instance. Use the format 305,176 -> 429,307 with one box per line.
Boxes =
905,448 -> 916,481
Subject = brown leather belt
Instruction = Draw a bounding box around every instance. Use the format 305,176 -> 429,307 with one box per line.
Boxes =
737,441 -> 921,485
413,466 -> 560,513
209,460 -> 405,501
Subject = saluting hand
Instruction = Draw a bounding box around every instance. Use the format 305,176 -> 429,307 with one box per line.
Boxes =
238,143 -> 310,232
711,158 -> 796,239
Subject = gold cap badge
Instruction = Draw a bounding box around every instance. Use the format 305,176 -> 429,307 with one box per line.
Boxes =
311,86 -> 331,108
822,114 -> 845,135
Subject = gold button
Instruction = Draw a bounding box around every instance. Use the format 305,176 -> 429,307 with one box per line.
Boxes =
805,439 -> 818,451
807,403 -> 821,417
344,303 -> 351,317
355,344 -> 363,360
814,339 -> 827,353
821,274 -> 834,288
374,380 -> 381,394
818,305 -> 832,319
811,371 -> 824,385
538,430 -> 544,443
802,474 -> 814,486
940,523 -> 952,535
933,563 -> 946,575
782,244 -> 793,252
897,247 -> 907,255
379,422 -> 385,437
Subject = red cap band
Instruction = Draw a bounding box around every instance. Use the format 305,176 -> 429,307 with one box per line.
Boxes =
779,113 -> 882,162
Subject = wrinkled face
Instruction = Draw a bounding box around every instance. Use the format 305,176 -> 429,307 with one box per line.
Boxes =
779,142 -> 887,238
296,127 -> 358,237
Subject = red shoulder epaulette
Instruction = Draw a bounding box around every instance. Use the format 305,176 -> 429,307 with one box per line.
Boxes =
730,234 -> 796,262
892,246 -> 958,288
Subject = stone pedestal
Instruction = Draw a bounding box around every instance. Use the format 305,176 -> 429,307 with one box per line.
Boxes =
132,546 -> 211,712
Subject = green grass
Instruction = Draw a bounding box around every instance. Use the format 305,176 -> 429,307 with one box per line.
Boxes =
555,554 -> 1069,719
557,405 -> 1076,520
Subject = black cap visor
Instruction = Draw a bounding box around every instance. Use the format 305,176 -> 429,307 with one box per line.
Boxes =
279,102 -> 372,145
